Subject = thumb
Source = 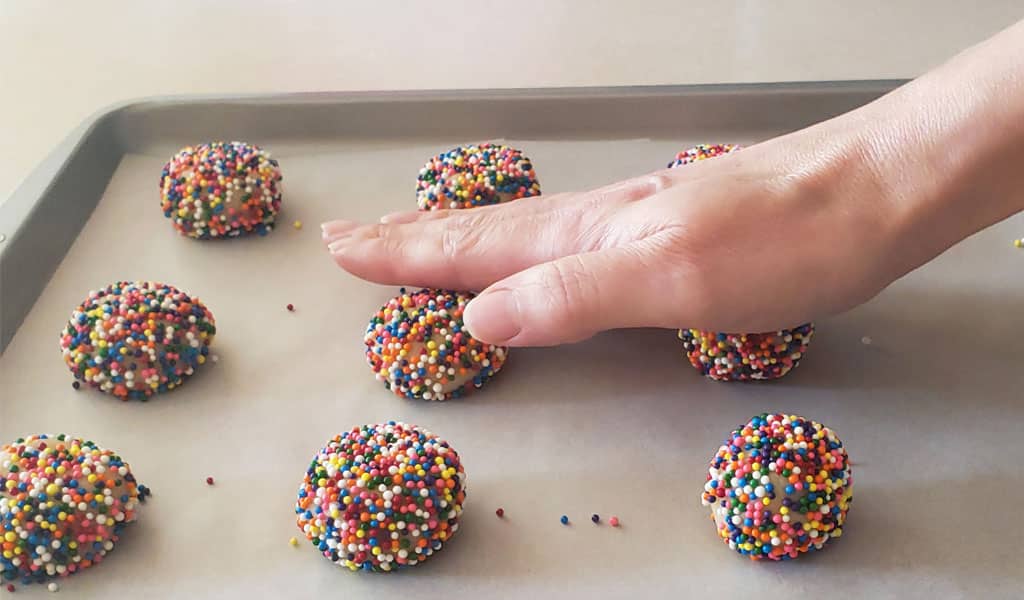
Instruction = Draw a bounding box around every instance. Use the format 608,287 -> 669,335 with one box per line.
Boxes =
464,237 -> 682,346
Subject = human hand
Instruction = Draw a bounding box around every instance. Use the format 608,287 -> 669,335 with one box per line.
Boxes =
321,129 -> 899,346
322,19 -> 1024,347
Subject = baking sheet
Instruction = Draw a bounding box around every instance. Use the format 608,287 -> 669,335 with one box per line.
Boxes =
2,90 -> 1024,599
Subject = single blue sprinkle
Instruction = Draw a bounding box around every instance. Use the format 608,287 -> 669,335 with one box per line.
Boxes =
560,515 -> 569,525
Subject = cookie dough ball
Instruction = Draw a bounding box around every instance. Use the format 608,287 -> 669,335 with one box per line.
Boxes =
701,413 -> 852,561
416,143 -> 541,210
365,288 -> 508,401
159,141 -> 282,239
666,142 -> 741,168
295,422 -> 466,572
1,434 -> 149,585
678,325 -> 814,381
59,281 -> 216,400
668,143 -> 813,381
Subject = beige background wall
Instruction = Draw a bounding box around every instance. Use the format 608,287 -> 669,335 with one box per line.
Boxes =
2,1 -> 1022,202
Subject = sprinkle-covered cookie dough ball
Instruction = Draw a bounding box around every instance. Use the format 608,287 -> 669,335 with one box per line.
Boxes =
295,422 -> 466,572
59,282 -> 216,400
1,434 -> 149,585
668,143 -> 814,381
666,143 -> 740,168
416,143 -> 541,210
701,414 -> 852,561
678,325 -> 814,381
160,141 -> 282,239
365,288 -> 508,401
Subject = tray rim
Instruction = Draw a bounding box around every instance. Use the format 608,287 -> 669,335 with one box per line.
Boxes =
0,79 -> 908,352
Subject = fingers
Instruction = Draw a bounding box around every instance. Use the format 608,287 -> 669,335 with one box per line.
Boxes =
321,173 -> 675,291
322,195 -> 592,290
463,235 -> 684,346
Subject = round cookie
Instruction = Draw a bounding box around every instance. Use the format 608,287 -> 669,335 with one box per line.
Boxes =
1,434 -> 149,585
159,141 -> 282,239
678,325 -> 814,381
294,422 -> 466,572
59,281 -> 216,400
701,413 -> 852,561
668,143 -> 813,381
364,288 -> 508,401
416,143 -> 541,210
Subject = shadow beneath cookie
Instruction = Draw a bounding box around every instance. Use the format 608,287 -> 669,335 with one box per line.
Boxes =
764,473 -> 1024,589
459,327 -> 698,408
793,281 -> 1024,398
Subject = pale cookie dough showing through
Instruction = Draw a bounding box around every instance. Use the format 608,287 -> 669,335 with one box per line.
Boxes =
1,434 -> 149,586
364,288 -> 508,401
295,422 -> 466,572
701,413 -> 852,561
416,143 -> 541,210
59,281 -> 216,400
159,141 -> 283,239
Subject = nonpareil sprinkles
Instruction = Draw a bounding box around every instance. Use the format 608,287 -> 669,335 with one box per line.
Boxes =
678,325 -> 814,381
701,413 -> 852,561
365,288 -> 508,401
416,143 -> 541,210
0,434 -> 147,585
159,141 -> 282,239
666,143 -> 741,168
59,282 -> 215,400
668,143 -> 814,381
294,422 -> 466,573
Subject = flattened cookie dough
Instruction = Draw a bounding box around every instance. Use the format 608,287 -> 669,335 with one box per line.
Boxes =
59,281 -> 215,399
1,434 -> 149,585
160,141 -> 282,238
365,288 -> 507,401
295,422 -> 466,572
416,143 -> 540,210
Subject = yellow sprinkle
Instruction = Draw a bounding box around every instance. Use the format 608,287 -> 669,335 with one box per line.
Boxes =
289,537 -> 298,547
293,220 -> 302,230
1015,238 -> 1023,248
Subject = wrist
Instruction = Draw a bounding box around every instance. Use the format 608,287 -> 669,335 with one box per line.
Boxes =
841,24 -> 1024,274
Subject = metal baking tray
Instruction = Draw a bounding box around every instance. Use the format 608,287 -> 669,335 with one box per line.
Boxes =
3,82 -> 1022,599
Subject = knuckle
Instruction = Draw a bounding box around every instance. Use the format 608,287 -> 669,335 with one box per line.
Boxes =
440,226 -> 464,263
645,172 -> 674,194
438,214 -> 487,263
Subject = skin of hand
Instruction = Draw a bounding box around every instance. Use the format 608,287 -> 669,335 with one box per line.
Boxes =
322,18 -> 1024,347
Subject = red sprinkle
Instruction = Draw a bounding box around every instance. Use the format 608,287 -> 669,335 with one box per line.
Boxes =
609,516 -> 620,527
6,583 -> 14,592
206,477 -> 214,485
495,508 -> 504,518
286,304 -> 295,312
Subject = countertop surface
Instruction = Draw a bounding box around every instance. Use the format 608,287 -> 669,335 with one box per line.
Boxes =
1,1 -> 1022,203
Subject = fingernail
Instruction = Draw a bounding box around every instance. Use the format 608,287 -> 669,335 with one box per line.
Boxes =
322,230 -> 351,245
464,290 -> 522,345
328,237 -> 352,254
321,219 -> 360,237
380,210 -> 423,224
